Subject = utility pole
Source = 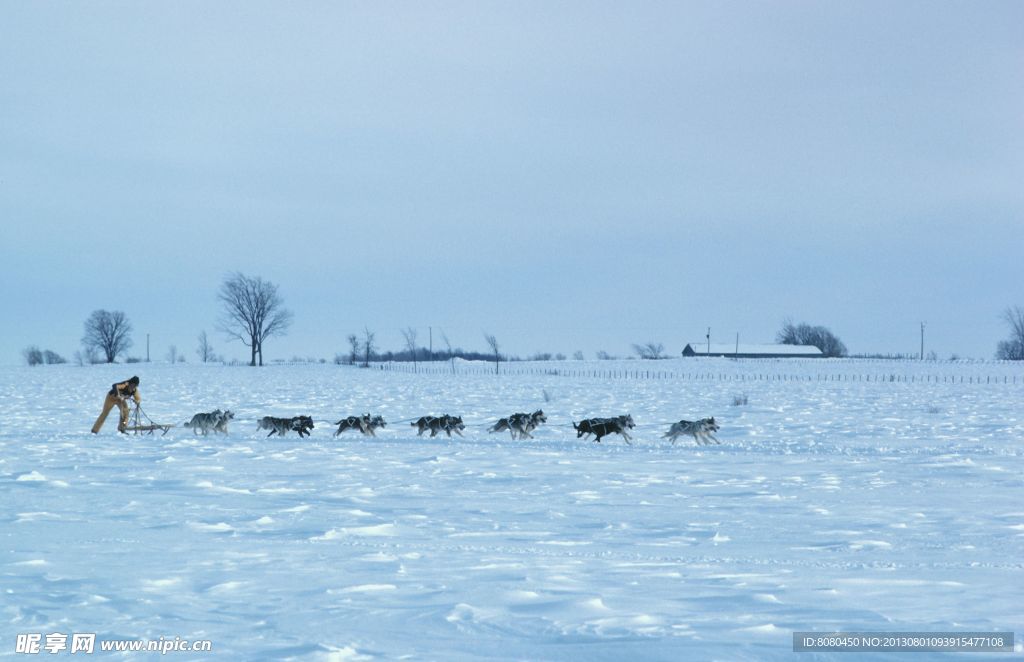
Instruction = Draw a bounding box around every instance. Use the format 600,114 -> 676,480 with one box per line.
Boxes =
146,334 -> 150,362
706,327 -> 711,357
920,322 -> 925,360
429,326 -> 433,362
735,332 -> 739,358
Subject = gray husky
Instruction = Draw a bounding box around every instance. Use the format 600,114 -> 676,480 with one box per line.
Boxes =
258,415 -> 314,438
185,409 -> 223,435
489,410 -> 547,439
213,410 -> 234,435
663,417 -> 720,445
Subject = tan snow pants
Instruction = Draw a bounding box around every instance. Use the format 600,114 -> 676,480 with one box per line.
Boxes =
91,394 -> 129,433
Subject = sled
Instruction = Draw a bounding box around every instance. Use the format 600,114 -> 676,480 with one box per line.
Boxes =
124,423 -> 174,436
126,405 -> 174,436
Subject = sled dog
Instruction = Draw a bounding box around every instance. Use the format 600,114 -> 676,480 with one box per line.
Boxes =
334,414 -> 387,437
513,410 -> 547,439
185,409 -> 223,435
662,417 -> 720,445
291,415 -> 315,438
573,414 -> 635,444
412,414 -> 465,437
258,415 -> 314,438
213,410 -> 234,435
489,410 -> 547,439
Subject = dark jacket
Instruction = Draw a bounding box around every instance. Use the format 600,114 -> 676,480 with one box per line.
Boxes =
108,379 -> 141,403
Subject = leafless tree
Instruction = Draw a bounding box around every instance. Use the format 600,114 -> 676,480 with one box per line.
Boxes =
196,330 -> 215,363
777,318 -> 847,357
401,327 -> 419,373
996,305 -> 1024,360
166,345 -> 178,364
484,333 -> 500,375
440,331 -> 455,375
217,272 -> 293,366
82,309 -> 133,363
362,327 -> 376,368
347,334 -> 360,365
632,341 -> 666,359
23,346 -> 43,366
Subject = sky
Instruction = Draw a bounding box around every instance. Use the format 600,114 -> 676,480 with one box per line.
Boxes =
2,1 -> 1022,365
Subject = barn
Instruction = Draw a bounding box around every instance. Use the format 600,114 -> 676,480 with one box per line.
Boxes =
681,343 -> 824,359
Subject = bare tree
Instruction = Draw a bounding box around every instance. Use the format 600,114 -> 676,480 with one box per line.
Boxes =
632,341 -> 666,359
484,333 -> 500,375
43,350 -> 66,364
362,327 -> 376,368
777,318 -> 847,357
196,330 -> 215,363
401,327 -> 419,373
440,331 -> 455,375
217,272 -> 293,366
166,345 -> 178,364
996,305 -> 1024,360
23,346 -> 43,366
347,334 -> 360,365
82,309 -> 133,363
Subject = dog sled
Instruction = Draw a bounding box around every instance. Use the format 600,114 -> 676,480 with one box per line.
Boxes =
124,404 -> 174,436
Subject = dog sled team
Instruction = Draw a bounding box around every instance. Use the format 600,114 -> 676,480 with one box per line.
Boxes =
92,376 -> 721,446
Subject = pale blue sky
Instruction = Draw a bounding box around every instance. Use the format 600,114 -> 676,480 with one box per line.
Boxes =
2,1 -> 1022,364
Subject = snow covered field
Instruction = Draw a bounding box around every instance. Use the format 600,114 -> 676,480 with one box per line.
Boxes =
2,359 -> 1022,660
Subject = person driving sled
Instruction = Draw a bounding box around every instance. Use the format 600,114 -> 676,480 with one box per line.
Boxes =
91,376 -> 140,434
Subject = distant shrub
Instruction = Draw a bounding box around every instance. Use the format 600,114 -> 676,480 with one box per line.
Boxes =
632,342 -> 666,360
43,350 -> 67,364
731,393 -> 749,406
23,346 -> 43,366
777,319 -> 848,357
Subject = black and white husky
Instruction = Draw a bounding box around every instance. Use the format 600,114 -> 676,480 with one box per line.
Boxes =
412,414 -> 465,438
185,409 -> 232,435
489,410 -> 547,439
663,417 -> 720,445
334,414 -> 387,437
573,414 -> 635,444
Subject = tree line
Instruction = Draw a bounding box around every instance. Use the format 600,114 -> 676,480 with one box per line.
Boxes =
20,273 -> 1024,364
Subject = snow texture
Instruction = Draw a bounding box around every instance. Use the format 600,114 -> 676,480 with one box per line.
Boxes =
2,360 -> 1022,660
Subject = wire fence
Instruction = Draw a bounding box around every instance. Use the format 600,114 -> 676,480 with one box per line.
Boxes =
371,362 -> 1023,384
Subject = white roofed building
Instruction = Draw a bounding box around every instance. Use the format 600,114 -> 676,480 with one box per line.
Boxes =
681,343 -> 823,358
